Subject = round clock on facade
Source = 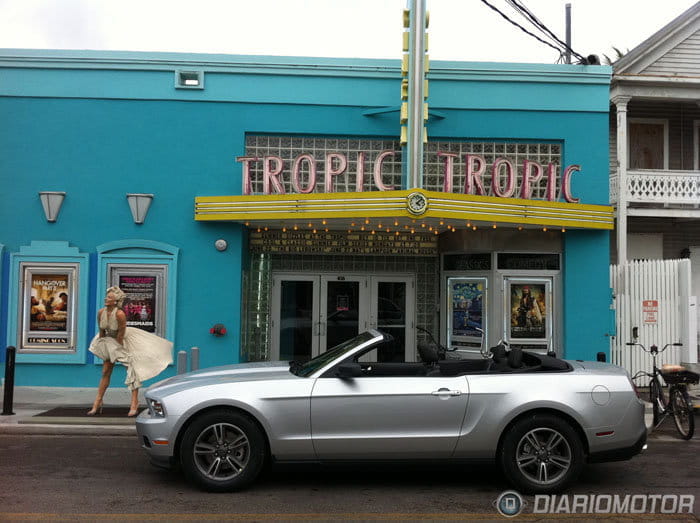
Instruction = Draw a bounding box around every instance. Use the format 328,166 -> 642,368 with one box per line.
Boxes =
407,191 -> 428,215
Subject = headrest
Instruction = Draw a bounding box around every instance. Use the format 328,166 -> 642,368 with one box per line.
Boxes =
508,347 -> 523,369
418,341 -> 439,363
491,344 -> 507,362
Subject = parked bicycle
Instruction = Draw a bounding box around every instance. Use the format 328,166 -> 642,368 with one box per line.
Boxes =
626,341 -> 698,439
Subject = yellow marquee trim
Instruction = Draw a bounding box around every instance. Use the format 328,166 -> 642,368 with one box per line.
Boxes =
195,189 -> 614,230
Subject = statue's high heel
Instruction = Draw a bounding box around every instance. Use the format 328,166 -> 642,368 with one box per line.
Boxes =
127,406 -> 139,417
87,402 -> 103,416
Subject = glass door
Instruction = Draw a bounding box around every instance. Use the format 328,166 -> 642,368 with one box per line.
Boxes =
320,275 -> 367,353
270,274 -> 319,361
369,276 -> 415,362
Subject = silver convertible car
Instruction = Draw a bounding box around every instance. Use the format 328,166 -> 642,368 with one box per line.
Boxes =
136,330 -> 646,494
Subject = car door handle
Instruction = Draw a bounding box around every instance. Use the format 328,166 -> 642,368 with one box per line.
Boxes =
431,388 -> 461,396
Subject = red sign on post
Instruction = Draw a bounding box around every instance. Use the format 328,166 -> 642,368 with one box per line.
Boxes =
643,300 -> 659,324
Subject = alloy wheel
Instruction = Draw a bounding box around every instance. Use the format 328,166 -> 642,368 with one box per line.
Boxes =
193,422 -> 250,481
515,427 -> 572,486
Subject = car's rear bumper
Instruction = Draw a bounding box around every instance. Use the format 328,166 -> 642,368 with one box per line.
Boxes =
587,427 -> 647,463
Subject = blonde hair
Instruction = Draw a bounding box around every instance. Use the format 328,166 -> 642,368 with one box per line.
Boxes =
106,286 -> 126,308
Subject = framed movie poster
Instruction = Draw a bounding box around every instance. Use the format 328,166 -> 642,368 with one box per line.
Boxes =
108,264 -> 167,337
505,278 -> 552,345
19,263 -> 78,352
447,277 -> 487,350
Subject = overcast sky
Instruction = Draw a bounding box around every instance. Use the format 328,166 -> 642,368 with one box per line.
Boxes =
0,0 -> 697,63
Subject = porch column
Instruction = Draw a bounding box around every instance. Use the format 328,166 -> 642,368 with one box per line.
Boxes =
613,95 -> 632,265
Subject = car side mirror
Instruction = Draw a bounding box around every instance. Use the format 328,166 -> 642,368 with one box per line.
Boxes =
336,362 -> 362,378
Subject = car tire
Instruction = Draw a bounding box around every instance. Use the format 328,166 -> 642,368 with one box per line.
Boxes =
179,409 -> 267,492
499,413 -> 584,494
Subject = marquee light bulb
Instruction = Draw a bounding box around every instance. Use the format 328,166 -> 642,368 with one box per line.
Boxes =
473,226 -> 477,231
361,226 -> 365,231
282,227 -> 287,232
543,227 -> 548,232
293,225 -> 298,230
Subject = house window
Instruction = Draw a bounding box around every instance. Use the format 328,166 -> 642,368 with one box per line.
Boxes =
628,118 -> 669,170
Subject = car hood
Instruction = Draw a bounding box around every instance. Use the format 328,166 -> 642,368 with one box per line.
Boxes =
146,361 -> 295,396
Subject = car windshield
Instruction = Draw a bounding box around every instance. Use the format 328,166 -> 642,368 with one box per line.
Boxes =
291,331 -> 377,377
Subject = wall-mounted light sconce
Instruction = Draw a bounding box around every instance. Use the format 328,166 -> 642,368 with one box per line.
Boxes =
39,191 -> 66,223
210,323 -> 227,337
126,193 -> 154,224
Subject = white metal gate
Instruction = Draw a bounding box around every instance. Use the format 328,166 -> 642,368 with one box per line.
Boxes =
610,259 -> 697,384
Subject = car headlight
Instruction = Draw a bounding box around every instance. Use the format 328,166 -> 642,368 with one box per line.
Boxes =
147,398 -> 166,417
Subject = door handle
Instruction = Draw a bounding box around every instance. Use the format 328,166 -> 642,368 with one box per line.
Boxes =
431,388 -> 461,396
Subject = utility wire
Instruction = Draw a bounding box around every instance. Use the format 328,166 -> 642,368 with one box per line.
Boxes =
479,0 -> 564,59
507,0 -> 586,61
479,0 -> 589,63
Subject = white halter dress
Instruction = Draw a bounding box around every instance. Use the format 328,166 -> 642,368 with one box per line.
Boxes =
88,308 -> 173,390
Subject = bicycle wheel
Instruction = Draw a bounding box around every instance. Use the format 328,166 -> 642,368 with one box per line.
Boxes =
670,387 -> 694,440
649,378 -> 667,426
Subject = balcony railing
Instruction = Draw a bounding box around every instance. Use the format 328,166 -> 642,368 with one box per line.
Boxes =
610,169 -> 700,206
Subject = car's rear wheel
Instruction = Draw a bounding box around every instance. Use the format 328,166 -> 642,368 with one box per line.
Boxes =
180,409 -> 267,492
500,414 -> 584,494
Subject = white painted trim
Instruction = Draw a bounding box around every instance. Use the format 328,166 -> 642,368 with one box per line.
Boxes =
628,118 -> 670,170
628,208 -> 700,218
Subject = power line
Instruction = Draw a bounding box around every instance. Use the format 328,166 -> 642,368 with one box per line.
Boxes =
507,0 -> 585,61
479,0 -> 565,59
479,0 -> 589,63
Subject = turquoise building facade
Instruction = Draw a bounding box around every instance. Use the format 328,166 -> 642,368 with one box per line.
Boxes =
0,49 -> 613,387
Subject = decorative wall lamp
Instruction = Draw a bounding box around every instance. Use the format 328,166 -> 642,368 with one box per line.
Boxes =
126,193 -> 154,224
39,191 -> 66,223
210,323 -> 227,337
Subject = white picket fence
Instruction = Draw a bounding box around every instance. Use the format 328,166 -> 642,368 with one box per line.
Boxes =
610,259 -> 697,385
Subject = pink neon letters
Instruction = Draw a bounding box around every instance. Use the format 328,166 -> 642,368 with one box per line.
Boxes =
236,151 -> 583,202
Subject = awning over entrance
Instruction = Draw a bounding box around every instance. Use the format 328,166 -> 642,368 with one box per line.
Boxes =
195,189 -> 613,230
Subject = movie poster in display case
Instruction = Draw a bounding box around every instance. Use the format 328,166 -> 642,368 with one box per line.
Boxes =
505,278 -> 552,348
108,264 -> 167,337
19,263 -> 78,352
447,277 -> 487,350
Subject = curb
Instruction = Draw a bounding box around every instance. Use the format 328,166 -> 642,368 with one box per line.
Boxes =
0,423 -> 136,436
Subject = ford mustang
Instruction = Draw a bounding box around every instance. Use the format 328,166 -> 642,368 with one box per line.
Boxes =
135,329 -> 647,494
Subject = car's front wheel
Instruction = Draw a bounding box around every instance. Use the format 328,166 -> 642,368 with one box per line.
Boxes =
180,409 -> 267,492
500,413 -> 584,494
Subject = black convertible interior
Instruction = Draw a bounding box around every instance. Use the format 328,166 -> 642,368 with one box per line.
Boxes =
337,339 -> 571,378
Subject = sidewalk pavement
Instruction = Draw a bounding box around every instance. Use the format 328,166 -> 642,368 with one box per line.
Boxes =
0,385 -> 664,437
0,386 -> 141,435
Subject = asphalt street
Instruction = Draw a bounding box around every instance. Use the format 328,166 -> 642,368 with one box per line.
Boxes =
0,424 -> 698,521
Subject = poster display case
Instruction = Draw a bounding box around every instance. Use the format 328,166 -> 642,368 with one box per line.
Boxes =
447,277 -> 487,350
108,264 -> 168,338
19,263 -> 79,352
504,277 -> 553,350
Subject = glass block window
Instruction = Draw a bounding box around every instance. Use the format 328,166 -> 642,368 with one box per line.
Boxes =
423,141 -> 562,200
244,135 -> 403,194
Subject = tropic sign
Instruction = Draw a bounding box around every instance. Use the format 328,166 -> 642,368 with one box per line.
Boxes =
237,150 -> 583,203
